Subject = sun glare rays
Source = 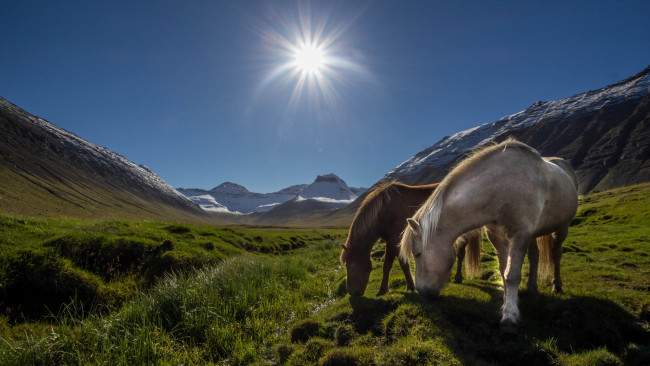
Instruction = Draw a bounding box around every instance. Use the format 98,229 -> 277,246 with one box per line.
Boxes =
251,2 -> 374,120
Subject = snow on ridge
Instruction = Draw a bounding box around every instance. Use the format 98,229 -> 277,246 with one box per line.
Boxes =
386,69 -> 650,180
0,98 -> 194,205
295,195 -> 356,204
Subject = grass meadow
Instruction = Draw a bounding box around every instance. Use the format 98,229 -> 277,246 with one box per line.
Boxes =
1,183 -> 649,365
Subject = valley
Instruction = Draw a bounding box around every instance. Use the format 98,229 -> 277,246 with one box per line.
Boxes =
0,183 -> 648,365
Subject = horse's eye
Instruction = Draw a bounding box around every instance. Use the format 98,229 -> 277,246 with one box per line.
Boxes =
414,252 -> 421,259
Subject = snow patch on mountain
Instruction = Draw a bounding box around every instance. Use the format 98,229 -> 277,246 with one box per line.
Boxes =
185,195 -> 233,214
386,68 -> 650,181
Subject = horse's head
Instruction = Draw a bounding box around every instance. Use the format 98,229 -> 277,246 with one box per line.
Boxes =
340,244 -> 372,296
402,218 -> 454,299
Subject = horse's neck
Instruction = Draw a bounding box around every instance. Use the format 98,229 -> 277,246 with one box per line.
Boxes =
436,181 -> 494,240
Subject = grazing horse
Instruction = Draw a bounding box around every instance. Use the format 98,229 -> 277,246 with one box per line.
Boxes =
340,181 -> 482,296
399,139 -> 578,333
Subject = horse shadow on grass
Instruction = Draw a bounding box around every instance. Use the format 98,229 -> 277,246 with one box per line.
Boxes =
347,284 -> 649,365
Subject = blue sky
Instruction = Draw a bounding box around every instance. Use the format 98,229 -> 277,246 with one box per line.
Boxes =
2,1 -> 649,193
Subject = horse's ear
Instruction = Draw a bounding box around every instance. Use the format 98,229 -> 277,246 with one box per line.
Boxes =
407,218 -> 421,234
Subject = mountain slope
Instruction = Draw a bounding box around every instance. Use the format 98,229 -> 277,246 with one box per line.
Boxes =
0,97 -> 209,221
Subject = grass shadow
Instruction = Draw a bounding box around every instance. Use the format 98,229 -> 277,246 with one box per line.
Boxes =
347,296 -> 399,334
401,284 -> 649,365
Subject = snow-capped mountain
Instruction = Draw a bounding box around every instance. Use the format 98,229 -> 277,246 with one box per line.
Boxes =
383,66 -> 650,194
179,174 -> 365,214
0,97 -> 207,220
296,174 -> 358,203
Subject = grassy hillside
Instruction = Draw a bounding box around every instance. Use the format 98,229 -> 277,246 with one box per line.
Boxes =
0,98 -> 214,223
1,183 -> 649,365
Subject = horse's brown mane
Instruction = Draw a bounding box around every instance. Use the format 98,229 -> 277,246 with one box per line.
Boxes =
349,180 -> 403,243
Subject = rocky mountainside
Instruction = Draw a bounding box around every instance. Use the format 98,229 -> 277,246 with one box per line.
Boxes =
330,66 -> 650,223
0,97 -> 208,221
179,173 -> 364,215
386,66 -> 650,194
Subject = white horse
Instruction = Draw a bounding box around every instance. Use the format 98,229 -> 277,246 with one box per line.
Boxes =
399,139 -> 578,333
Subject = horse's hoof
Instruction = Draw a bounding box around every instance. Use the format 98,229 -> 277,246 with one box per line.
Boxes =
453,278 -> 463,284
375,288 -> 388,296
552,287 -> 564,294
500,320 -> 518,335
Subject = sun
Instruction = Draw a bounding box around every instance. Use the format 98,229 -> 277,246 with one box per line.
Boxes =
253,2 -> 374,117
292,42 -> 327,75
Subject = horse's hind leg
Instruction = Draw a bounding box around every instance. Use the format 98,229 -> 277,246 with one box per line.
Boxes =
526,238 -> 539,293
454,237 -> 467,284
551,227 -> 568,294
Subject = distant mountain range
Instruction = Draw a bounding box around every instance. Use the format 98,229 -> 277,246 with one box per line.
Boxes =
178,173 -> 366,215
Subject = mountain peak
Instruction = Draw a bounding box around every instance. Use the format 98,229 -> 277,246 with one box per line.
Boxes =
210,182 -> 249,193
314,173 -> 344,184
299,173 -> 353,201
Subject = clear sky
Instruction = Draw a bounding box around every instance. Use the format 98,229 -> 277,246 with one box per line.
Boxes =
2,1 -> 649,193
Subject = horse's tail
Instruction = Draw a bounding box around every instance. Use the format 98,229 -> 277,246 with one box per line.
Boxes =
464,228 -> 482,278
537,234 -> 554,278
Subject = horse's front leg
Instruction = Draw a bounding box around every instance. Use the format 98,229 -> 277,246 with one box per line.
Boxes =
398,255 -> 415,292
500,233 -> 529,334
377,242 -> 397,296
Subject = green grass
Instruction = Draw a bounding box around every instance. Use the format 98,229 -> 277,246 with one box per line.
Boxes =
0,213 -> 345,319
1,183 -> 649,365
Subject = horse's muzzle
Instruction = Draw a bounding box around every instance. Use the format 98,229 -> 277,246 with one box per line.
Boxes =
417,287 -> 440,299
348,289 -> 364,297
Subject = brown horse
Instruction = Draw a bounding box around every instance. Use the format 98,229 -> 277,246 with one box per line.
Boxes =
339,181 -> 482,296
400,139 -> 578,333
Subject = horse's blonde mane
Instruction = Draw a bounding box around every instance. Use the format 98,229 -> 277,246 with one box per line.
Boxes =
400,138 -> 539,259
